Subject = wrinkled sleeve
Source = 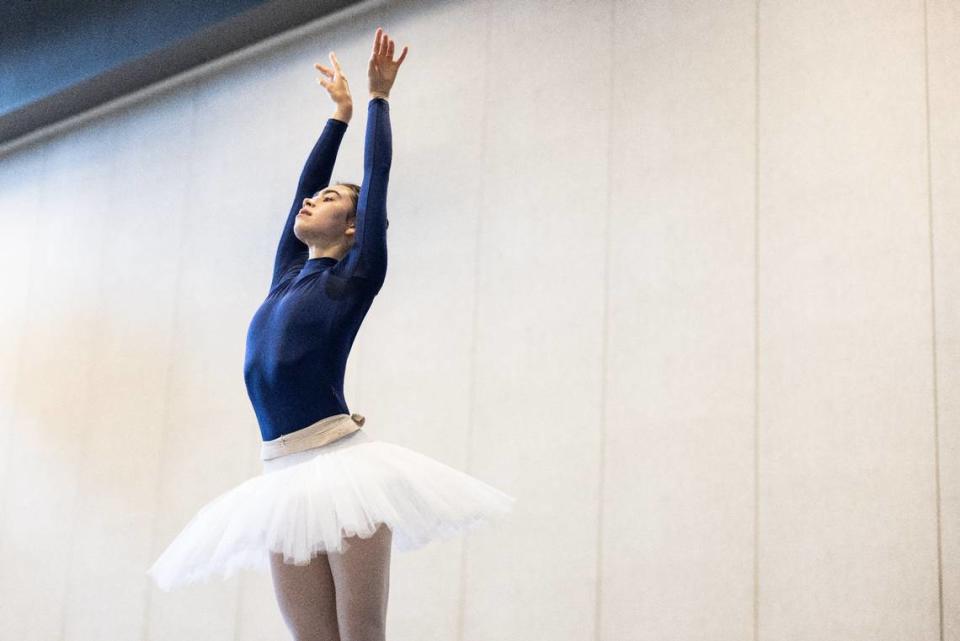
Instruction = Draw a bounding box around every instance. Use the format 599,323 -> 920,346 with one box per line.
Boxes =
270,117 -> 348,290
335,97 -> 390,295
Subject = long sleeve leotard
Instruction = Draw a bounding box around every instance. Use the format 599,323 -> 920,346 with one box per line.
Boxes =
243,97 -> 391,442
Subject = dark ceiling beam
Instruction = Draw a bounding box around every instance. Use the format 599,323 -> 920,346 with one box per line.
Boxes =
0,0 -> 359,148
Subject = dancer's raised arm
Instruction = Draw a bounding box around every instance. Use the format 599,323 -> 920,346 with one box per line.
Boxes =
335,28 -> 407,294
337,97 -> 389,292
270,52 -> 353,290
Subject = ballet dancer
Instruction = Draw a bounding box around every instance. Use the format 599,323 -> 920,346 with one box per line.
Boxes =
148,27 -> 515,641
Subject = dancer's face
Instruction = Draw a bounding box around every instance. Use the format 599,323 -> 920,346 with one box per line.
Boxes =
294,185 -> 356,247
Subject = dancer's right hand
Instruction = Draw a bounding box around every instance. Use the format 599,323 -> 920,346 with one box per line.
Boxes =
315,51 -> 353,109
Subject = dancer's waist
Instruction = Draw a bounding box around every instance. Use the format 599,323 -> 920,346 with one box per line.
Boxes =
260,413 -> 365,460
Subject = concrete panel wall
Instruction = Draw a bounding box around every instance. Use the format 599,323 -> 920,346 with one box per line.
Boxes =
0,1 -> 956,640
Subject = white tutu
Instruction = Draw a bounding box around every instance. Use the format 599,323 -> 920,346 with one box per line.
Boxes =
147,427 -> 516,592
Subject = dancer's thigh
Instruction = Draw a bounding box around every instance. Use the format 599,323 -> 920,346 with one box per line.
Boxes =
269,550 -> 340,641
327,523 -> 392,641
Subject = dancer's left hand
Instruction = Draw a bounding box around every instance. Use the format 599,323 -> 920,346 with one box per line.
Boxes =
368,27 -> 408,99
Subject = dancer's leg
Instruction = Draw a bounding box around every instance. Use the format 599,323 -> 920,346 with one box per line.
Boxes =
327,523 -> 392,641
269,550 -> 341,641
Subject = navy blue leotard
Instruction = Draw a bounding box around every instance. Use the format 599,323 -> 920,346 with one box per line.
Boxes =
243,97 -> 391,442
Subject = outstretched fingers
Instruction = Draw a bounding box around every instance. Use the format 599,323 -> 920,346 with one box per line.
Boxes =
315,51 -> 350,91
373,27 -> 393,61
371,27 -> 408,66
329,51 -> 344,74
314,63 -> 331,89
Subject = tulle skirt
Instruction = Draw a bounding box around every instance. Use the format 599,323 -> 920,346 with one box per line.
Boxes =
146,422 -> 516,592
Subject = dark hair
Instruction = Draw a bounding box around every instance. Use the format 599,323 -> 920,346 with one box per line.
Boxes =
335,182 -> 389,229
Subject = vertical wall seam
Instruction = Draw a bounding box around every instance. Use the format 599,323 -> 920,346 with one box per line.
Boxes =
753,1 -> 761,640
0,127 -> 48,637
458,1 -> 494,639
140,79 -> 198,641
921,0 -> 944,639
594,1 -> 615,640
58,120 -> 116,641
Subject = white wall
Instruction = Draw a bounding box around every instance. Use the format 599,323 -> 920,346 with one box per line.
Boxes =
0,0 -> 958,640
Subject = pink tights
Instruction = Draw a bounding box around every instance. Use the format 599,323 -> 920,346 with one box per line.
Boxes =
269,523 -> 392,641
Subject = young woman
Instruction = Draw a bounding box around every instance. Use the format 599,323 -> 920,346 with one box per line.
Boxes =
147,28 -> 516,640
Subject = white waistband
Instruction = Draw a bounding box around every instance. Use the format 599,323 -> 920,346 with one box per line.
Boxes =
260,413 -> 365,461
